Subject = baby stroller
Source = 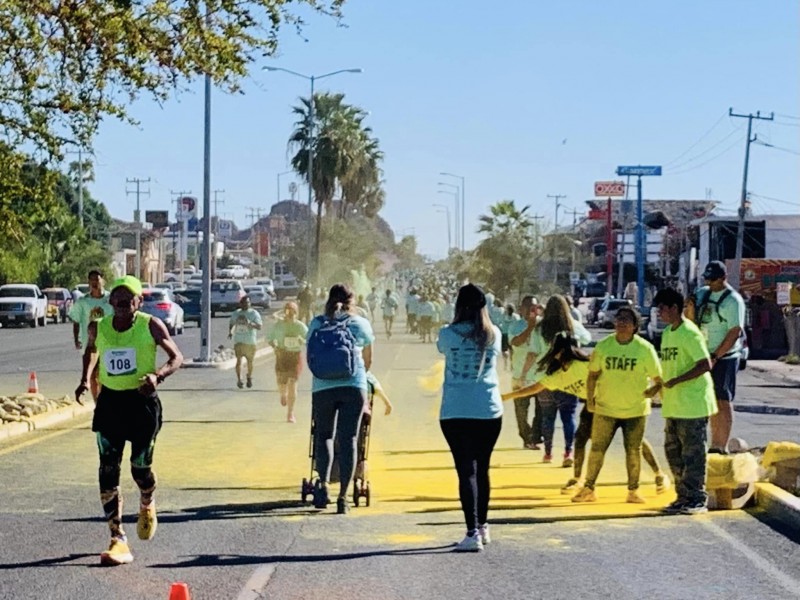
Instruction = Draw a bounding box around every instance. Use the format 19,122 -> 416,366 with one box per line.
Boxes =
301,382 -> 375,507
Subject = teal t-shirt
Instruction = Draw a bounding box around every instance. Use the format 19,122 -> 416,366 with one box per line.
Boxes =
696,284 -> 745,358
437,322 -> 503,420
68,292 -> 112,348
229,308 -> 262,345
499,312 -> 520,336
306,314 -> 374,392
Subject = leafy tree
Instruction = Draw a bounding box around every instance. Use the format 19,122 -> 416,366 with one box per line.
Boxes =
0,0 -> 345,155
474,200 -> 540,298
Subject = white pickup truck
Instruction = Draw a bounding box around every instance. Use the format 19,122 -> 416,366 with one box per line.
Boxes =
0,284 -> 49,328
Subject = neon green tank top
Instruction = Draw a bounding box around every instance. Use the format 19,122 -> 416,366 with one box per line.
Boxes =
97,312 -> 157,391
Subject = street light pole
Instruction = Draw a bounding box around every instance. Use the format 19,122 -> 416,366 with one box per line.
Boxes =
437,182 -> 460,249
263,66 -> 362,285
441,173 -> 465,251
547,194 -> 567,284
433,203 -> 452,251
277,170 -> 293,205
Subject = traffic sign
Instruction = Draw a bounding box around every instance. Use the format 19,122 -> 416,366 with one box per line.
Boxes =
616,165 -> 662,176
594,181 -> 626,197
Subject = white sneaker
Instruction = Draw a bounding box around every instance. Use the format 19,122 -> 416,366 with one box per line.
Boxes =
453,532 -> 484,552
655,473 -> 671,495
478,524 -> 490,544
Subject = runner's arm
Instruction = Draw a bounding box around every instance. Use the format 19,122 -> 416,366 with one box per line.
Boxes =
72,321 -> 81,350
586,370 -> 600,411
510,320 -> 536,346
362,343 -> 373,371
75,321 -> 98,403
141,317 -> 184,394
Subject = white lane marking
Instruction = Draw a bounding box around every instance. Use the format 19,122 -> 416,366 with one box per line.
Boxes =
236,565 -> 276,600
701,518 -> 800,595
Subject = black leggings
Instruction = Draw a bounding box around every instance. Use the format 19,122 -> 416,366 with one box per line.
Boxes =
312,387 -> 365,498
440,417 -> 503,532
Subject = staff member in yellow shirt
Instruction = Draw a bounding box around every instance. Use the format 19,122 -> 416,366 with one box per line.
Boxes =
649,288 -> 718,515
573,306 -> 663,504
75,276 -> 183,567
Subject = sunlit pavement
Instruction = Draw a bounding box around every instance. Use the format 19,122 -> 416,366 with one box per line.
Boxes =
2,319 -> 800,599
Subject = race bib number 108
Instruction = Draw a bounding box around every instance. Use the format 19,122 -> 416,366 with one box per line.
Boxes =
104,348 -> 137,376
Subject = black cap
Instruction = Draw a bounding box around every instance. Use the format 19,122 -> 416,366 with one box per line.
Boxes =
703,261 -> 727,280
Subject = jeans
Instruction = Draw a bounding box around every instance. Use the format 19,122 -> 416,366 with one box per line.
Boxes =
584,414 -> 647,491
511,378 -> 533,444
539,391 -> 578,454
440,417 -> 503,532
664,417 -> 709,504
312,387 -> 366,498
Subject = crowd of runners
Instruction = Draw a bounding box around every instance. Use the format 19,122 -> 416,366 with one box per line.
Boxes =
68,257 -> 745,561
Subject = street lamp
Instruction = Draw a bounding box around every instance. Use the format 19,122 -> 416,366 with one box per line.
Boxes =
437,183 -> 460,249
433,203 -> 452,251
441,172 -> 465,251
263,66 -> 363,285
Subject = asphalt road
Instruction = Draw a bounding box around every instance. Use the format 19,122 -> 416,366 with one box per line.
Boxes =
0,318 -> 799,599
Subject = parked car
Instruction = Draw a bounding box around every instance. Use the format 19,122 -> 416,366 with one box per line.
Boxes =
0,284 -> 48,328
585,281 -> 608,298
255,278 -> 276,297
140,289 -> 184,335
210,279 -> 246,316
43,287 -> 73,324
597,298 -> 634,328
174,288 -> 201,324
245,285 -> 272,310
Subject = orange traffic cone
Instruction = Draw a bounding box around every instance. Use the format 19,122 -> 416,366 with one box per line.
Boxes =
168,582 -> 191,600
27,371 -> 39,394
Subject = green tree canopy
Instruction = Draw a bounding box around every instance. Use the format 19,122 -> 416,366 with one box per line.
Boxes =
0,0 -> 346,155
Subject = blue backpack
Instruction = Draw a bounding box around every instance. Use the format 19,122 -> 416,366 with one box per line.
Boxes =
306,316 -> 358,380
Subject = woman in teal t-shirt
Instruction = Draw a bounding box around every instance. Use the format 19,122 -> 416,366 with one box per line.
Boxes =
437,284 -> 503,553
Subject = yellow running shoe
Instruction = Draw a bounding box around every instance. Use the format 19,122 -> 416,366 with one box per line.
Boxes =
137,501 -> 157,541
100,537 -> 133,566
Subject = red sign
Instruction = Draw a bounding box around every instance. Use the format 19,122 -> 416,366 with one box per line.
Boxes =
588,209 -> 607,220
594,181 -> 626,197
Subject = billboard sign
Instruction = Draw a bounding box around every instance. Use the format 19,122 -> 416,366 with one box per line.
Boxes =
594,181 -> 626,197
616,165 -> 662,177
145,210 -> 168,228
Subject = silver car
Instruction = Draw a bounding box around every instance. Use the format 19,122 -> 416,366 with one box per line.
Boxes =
245,285 -> 271,310
140,289 -> 184,335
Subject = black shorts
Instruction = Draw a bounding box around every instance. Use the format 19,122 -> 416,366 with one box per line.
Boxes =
711,357 -> 739,402
92,387 -> 163,447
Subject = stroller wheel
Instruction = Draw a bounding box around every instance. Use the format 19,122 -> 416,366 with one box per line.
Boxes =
301,478 -> 312,503
353,478 -> 361,507
365,481 -> 371,507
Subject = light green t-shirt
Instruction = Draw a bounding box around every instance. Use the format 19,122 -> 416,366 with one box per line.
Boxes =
696,285 -> 745,358
589,334 -> 662,419
68,292 -> 112,348
508,319 -> 531,380
660,319 -> 718,419
268,318 -> 308,352
541,360 -> 590,401
229,308 -> 262,346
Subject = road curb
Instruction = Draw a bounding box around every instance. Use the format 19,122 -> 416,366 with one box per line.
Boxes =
755,482 -> 800,533
182,346 -> 274,371
0,400 -> 94,443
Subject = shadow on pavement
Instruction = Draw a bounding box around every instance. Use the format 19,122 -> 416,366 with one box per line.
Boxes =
417,510 -> 671,526
0,553 -> 95,569
165,419 -> 259,424
148,545 -> 457,569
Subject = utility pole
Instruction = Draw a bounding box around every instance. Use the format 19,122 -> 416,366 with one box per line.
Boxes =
246,207 -> 265,269
126,177 -> 151,279
212,189 -> 225,238
547,194 -> 566,284
729,108 -> 773,289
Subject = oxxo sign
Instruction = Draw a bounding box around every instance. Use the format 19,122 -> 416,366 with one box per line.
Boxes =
176,196 -> 197,222
594,181 -> 626,197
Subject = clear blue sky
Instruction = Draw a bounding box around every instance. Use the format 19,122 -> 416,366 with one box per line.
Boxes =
90,0 -> 799,260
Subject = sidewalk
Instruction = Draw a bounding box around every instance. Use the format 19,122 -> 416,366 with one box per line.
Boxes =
748,359 -> 800,386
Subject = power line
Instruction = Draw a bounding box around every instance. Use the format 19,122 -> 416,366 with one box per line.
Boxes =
664,135 -> 744,176
664,124 -> 743,172
753,140 -> 800,156
664,111 -> 727,167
